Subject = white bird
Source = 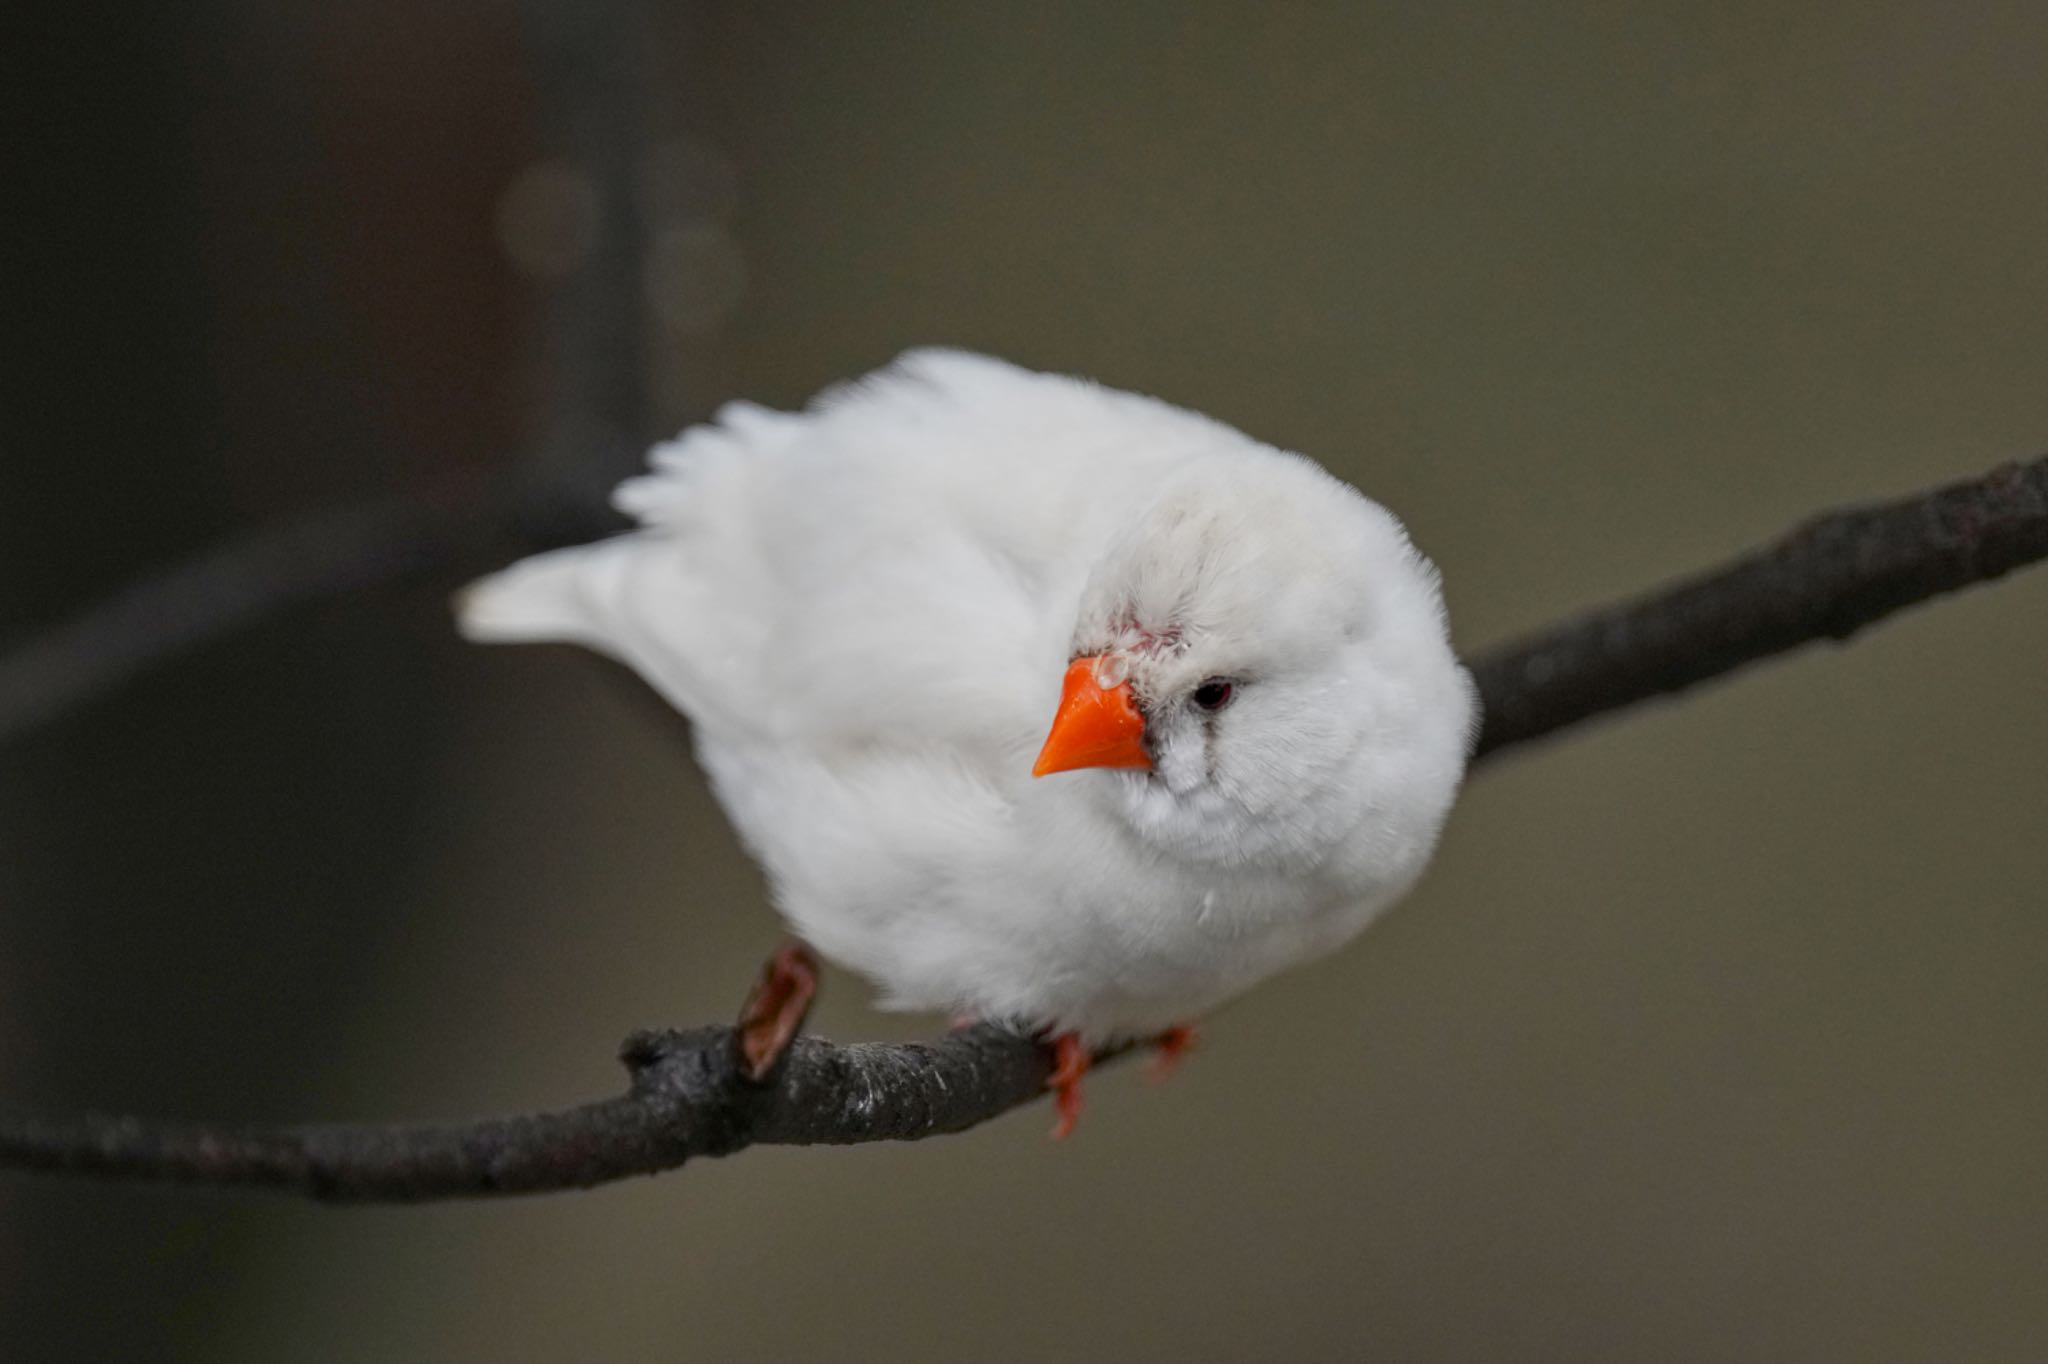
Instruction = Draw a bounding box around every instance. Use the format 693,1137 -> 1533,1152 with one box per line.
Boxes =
459,349 -> 1476,1134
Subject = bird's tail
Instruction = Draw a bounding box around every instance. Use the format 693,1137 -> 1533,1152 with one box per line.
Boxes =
455,540 -> 632,648
456,531 -> 761,736
456,396 -> 808,733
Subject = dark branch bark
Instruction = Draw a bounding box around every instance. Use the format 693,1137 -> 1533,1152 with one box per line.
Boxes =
1,452 -> 2045,1201
1468,455 -> 2048,758
0,1026 -> 1061,1202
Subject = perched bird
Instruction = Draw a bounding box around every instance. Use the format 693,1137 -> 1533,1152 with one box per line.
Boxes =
459,350 -> 1476,1135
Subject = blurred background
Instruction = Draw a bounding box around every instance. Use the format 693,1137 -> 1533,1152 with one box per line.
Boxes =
4,3 -> 2047,1360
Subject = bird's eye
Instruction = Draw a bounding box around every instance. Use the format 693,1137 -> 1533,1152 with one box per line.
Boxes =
1190,679 -> 1235,713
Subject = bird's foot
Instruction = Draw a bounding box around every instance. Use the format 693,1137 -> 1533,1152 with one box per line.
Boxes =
1148,1023 -> 1197,1083
1046,1032 -> 1089,1140
735,939 -> 821,1080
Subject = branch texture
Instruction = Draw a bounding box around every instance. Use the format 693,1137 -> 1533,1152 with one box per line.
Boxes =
2,452 -> 2045,1201
1468,455 -> 2048,757
0,1026 -> 1058,1202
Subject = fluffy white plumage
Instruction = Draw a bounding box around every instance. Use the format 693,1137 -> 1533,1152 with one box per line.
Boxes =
460,350 -> 1475,1043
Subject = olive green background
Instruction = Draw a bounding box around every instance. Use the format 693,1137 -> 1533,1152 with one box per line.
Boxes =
4,4 -> 2045,1360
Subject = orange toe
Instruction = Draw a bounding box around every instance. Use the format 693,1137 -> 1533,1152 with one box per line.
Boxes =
735,940 -> 821,1080
1148,1023 -> 1197,1083
1047,1032 -> 1089,1139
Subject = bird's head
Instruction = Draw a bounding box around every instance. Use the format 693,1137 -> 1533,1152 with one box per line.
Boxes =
1033,447 -> 1475,875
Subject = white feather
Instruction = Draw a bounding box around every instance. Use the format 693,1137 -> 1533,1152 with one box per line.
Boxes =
460,350 -> 1475,1042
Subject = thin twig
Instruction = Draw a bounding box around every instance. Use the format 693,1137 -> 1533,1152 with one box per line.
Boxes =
0,452 -> 2044,1201
0,474 -> 621,747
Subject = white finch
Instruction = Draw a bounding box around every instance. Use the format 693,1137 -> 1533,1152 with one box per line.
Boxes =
460,350 -> 1475,1134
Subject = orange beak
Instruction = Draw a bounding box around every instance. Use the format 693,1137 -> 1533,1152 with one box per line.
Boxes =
1032,656 -> 1152,777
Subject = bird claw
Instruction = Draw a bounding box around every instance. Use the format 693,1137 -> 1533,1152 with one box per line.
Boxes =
735,940 -> 821,1080
1043,1024 -> 1196,1135
1046,1032 -> 1089,1139
1148,1024 -> 1196,1083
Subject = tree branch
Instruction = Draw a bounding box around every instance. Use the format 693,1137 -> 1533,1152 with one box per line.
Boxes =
0,473 -> 621,748
1468,456 -> 2048,757
0,1025 -> 1064,1202
1,452 -> 2044,1201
